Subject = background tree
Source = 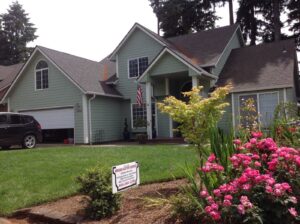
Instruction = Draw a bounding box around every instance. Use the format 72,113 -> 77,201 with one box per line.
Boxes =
149,0 -> 218,38
287,0 -> 300,49
0,1 -> 37,65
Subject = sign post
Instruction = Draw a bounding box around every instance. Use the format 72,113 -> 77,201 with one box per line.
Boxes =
112,161 -> 140,194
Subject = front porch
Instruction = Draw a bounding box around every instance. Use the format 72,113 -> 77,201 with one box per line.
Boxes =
143,72 -> 215,140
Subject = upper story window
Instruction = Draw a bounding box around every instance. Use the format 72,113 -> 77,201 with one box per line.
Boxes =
128,57 -> 148,78
35,60 -> 49,90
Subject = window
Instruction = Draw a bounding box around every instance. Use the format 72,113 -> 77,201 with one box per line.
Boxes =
0,115 -> 7,124
131,103 -> 156,128
128,57 -> 148,78
239,95 -> 258,129
21,116 -> 33,124
36,60 -> 49,90
239,92 -> 279,129
10,115 -> 21,124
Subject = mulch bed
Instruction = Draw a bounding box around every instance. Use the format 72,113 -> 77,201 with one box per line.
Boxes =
5,179 -> 187,224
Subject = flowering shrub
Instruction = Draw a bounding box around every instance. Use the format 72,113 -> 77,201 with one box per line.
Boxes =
177,132 -> 300,224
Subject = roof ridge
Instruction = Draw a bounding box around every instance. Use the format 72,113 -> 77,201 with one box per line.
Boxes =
167,24 -> 239,41
37,45 -> 100,64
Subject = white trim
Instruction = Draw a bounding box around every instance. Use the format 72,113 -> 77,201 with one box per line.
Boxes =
283,88 -> 287,103
82,95 -> 89,144
85,91 -> 124,99
137,48 -> 217,83
18,105 -> 74,112
146,81 -> 152,139
230,85 -> 294,93
154,98 -> 158,137
88,94 -> 96,144
116,54 -> 119,78
127,56 -> 148,79
231,93 -> 235,130
165,78 -> 173,138
192,76 -> 198,87
0,47 -> 86,104
34,60 -> 49,91
109,23 -> 166,60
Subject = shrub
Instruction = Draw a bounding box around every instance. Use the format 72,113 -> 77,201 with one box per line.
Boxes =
173,132 -> 300,223
136,133 -> 147,144
76,166 -> 121,220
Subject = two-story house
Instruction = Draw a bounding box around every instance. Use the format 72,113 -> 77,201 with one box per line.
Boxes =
0,23 -> 298,143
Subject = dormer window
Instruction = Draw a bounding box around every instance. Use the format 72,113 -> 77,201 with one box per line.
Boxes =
35,60 -> 48,90
128,57 -> 148,78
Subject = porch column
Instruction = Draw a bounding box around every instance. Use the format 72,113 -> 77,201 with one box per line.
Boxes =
146,81 -> 152,139
192,76 -> 198,88
165,78 -> 173,138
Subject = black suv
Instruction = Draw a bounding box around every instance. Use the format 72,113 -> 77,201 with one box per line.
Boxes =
0,112 -> 42,149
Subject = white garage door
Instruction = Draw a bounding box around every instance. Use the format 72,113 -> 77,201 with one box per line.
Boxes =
21,108 -> 74,129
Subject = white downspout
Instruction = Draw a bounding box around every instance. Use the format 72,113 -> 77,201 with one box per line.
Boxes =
88,94 -> 96,145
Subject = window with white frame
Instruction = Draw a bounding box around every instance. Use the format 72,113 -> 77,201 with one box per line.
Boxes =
239,92 -> 279,128
128,57 -> 148,78
131,103 -> 156,128
35,60 -> 49,90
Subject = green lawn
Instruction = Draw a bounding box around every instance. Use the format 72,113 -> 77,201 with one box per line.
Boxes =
0,144 -> 197,215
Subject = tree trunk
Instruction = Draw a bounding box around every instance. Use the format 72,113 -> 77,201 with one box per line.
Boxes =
228,0 -> 234,25
250,5 -> 257,45
273,0 -> 281,41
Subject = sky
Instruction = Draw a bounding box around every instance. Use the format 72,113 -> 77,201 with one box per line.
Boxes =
0,0 -> 236,61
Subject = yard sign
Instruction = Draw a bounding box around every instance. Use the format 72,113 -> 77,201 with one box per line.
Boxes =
112,161 -> 140,194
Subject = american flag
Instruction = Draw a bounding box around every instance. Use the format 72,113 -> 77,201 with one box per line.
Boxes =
136,85 -> 143,106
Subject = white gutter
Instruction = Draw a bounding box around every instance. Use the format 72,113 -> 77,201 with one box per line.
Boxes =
88,94 -> 96,145
86,91 -> 124,99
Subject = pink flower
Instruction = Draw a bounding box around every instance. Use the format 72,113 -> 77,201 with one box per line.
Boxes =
211,203 -> 219,210
209,211 -> 221,221
233,139 -> 242,145
205,205 -> 212,213
265,185 -> 273,193
289,196 -> 298,204
213,189 -> 222,197
288,207 -> 298,217
200,190 -> 208,198
223,199 -> 232,207
206,196 -> 215,205
224,195 -> 233,201
250,138 -> 257,144
208,154 -> 216,162
252,131 -> 263,138
237,204 -> 245,215
254,161 -> 261,167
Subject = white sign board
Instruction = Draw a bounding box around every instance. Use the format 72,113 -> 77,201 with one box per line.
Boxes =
112,161 -> 140,194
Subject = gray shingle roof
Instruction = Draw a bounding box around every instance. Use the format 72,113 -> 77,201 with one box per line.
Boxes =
0,63 -> 23,91
216,39 -> 297,92
137,23 -> 240,68
37,46 -> 122,97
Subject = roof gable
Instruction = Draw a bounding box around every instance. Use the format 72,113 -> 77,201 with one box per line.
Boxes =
109,23 -> 167,61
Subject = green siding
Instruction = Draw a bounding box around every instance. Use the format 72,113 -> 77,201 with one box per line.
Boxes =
212,30 -> 242,76
149,53 -> 187,76
8,52 -> 84,143
116,28 -> 164,101
90,96 -> 123,142
286,87 -> 297,102
218,96 -> 233,133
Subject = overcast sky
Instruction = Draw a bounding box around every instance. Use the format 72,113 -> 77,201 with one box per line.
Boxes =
0,0 -> 236,61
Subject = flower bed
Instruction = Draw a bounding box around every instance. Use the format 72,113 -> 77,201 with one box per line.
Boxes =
196,132 -> 300,223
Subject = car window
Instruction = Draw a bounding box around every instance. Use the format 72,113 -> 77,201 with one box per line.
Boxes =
10,115 -> 21,124
22,116 -> 33,124
0,115 -> 7,124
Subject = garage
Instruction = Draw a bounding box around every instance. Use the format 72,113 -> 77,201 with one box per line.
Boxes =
21,107 -> 75,143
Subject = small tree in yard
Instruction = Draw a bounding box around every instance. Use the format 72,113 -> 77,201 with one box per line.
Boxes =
157,85 -> 231,164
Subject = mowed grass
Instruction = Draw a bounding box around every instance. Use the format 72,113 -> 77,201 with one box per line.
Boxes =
0,144 -> 197,215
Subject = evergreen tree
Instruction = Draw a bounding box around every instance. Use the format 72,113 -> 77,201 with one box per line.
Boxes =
287,0 -> 300,49
149,0 -> 218,38
0,1 -> 37,65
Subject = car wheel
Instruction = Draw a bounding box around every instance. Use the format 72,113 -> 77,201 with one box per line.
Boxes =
1,145 -> 11,149
23,135 -> 36,149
